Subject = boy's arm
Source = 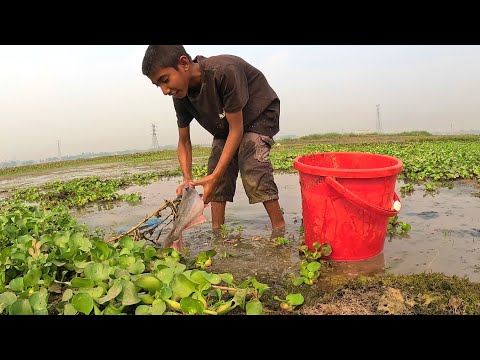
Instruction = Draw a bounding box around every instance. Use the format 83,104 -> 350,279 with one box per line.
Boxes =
212,111 -> 243,179
176,126 -> 193,196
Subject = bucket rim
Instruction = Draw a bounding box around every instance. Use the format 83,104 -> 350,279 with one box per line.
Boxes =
293,151 -> 403,178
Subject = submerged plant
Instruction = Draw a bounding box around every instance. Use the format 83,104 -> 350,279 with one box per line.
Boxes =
388,216 -> 411,236
298,242 -> 332,261
273,237 -> 290,246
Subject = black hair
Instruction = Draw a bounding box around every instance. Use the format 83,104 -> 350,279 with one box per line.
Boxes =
142,45 -> 192,76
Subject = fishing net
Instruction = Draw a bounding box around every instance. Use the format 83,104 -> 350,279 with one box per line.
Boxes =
106,197 -> 181,244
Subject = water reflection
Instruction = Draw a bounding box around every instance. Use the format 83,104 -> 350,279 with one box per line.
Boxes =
327,252 -> 386,279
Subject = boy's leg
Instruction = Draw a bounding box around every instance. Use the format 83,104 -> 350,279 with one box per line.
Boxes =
238,132 -> 286,230
263,199 -> 286,230
211,201 -> 226,231
207,138 -> 239,231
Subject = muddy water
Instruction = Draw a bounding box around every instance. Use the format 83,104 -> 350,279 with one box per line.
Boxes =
73,174 -> 480,285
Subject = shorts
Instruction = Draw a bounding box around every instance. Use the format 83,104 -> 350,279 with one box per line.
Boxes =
207,132 -> 279,204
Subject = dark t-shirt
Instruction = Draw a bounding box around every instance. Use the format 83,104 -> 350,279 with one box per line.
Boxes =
173,55 -> 280,139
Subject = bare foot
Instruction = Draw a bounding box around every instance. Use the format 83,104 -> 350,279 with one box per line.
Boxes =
270,226 -> 286,240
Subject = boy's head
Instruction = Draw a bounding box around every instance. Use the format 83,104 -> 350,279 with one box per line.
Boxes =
142,45 -> 193,99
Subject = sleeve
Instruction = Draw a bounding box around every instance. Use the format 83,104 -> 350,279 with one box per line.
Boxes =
216,64 -> 249,113
173,98 -> 193,128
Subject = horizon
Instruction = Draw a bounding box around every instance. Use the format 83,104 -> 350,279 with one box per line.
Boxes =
1,45 -> 480,162
3,130 -> 479,167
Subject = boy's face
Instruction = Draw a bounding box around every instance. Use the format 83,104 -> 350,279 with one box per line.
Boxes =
148,59 -> 190,99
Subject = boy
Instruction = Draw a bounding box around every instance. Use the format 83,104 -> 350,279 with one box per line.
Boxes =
142,45 -> 285,238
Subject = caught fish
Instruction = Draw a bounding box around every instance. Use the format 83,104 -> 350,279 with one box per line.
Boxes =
163,186 -> 206,250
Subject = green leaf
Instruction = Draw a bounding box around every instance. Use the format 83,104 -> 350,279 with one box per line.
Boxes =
189,270 -> 209,287
71,233 -> 92,252
103,304 -> 124,315
93,303 -> 102,315
40,234 -> 53,244
63,303 -> 77,315
119,236 -> 134,250
170,262 -> 187,274
232,288 -> 247,308
286,293 -> 304,306
172,274 -> 197,299
79,286 -> 104,299
135,305 -> 152,315
51,260 -> 66,266
201,272 -> 222,285
73,260 -> 93,269
17,234 -> 34,244
127,260 -> 145,275
71,277 -> 94,288
151,301 -> 166,315
92,240 -> 113,260
135,275 -> 162,292
219,273 -> 234,285
306,261 -> 321,272
248,278 -> 270,297
120,281 -> 141,306
59,251 -> 75,260
96,280 -> 123,304
196,252 -> 209,263
246,299 -> 263,315
23,268 -> 42,287
156,267 -> 175,284
11,252 -> 26,263
71,293 -> 94,315
117,255 -> 136,269
53,232 -> 70,248
8,277 -> 24,292
291,277 -> 304,286
205,249 -> 216,258
29,288 -> 49,312
34,309 -> 48,315
9,299 -> 33,315
62,289 -> 74,302
160,285 -> 173,300
180,297 -> 204,315
144,245 -> 157,259
0,292 -> 17,313
84,263 -> 111,282
114,268 -> 130,280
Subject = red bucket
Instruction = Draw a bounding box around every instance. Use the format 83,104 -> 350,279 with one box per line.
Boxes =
293,152 -> 403,261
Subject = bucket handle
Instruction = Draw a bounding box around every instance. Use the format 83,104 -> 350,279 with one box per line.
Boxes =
325,176 -> 401,217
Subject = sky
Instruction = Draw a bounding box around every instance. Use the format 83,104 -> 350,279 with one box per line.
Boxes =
1,45 -> 479,162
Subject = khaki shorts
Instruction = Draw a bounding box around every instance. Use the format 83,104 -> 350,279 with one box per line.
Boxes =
208,132 -> 279,204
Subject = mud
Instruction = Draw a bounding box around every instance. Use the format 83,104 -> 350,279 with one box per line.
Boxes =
71,174 -> 480,284
0,160 -> 181,193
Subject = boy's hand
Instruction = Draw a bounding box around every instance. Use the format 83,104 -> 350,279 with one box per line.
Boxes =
189,174 -> 220,204
176,179 -> 192,197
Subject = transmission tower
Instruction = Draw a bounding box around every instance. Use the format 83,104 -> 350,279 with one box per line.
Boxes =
376,104 -> 383,133
151,124 -> 160,150
57,140 -> 62,160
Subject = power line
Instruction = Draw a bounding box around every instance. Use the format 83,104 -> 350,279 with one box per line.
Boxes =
151,124 -> 160,150
376,104 -> 383,133
57,140 -> 62,160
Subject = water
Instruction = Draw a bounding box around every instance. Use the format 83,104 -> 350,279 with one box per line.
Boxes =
72,174 -> 480,283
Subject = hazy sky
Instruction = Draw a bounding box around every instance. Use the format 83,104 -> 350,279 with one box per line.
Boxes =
1,45 -> 479,162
